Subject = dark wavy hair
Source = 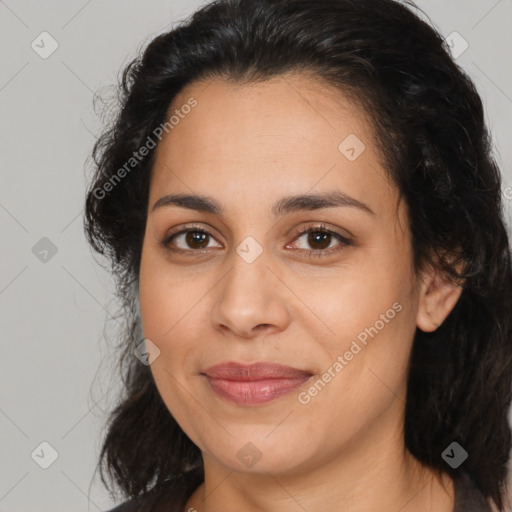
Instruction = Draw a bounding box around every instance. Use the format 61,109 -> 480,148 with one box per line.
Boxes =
84,0 -> 512,509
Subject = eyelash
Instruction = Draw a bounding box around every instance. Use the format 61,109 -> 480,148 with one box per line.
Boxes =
161,223 -> 352,259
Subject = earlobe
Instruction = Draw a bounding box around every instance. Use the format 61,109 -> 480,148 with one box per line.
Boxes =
416,264 -> 463,333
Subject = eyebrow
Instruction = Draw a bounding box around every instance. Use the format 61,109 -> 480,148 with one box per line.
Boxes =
151,190 -> 375,217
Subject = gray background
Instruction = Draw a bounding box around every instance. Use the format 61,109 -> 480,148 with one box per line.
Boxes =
1,1 -> 511,510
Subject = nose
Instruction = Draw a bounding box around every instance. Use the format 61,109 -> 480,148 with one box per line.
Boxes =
210,254 -> 291,339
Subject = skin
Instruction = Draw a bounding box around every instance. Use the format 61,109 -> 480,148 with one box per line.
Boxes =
138,73 -> 463,512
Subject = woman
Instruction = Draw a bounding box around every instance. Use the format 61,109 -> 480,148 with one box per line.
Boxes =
84,0 -> 512,510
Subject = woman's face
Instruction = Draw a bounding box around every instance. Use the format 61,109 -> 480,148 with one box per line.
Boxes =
138,74 -> 439,476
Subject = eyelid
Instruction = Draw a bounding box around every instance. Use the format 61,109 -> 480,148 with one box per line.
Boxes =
286,223 -> 352,257
291,222 -> 352,244
161,222 -> 352,256
161,223 -> 223,250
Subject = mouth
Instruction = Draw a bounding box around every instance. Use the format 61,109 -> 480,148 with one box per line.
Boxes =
201,361 -> 313,406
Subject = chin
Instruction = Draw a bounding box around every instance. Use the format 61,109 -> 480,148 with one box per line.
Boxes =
203,432 -> 314,475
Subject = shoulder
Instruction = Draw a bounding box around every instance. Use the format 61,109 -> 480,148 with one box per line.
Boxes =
105,489 -> 163,512
105,467 -> 204,512
453,471 -> 492,512
106,498 -> 139,512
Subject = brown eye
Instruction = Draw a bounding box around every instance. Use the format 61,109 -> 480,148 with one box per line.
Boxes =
305,230 -> 332,250
184,230 -> 210,249
161,223 -> 351,259
162,227 -> 222,253
289,224 -> 352,258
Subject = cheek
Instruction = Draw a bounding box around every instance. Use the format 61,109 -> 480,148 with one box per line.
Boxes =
303,305 -> 416,448
138,248 -> 204,341
306,266 -> 410,348
309,258 -> 417,399
138,263 -> 206,440
138,277 -> 195,371
138,255 -> 213,393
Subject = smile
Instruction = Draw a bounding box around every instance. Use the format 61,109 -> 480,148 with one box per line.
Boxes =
202,361 -> 313,406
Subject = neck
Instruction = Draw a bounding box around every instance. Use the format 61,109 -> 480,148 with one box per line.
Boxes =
186,456 -> 453,512
184,401 -> 454,512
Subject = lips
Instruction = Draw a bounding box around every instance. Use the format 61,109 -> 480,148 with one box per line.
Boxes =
202,362 -> 313,406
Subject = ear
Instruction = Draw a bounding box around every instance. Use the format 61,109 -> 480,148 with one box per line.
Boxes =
416,262 -> 464,333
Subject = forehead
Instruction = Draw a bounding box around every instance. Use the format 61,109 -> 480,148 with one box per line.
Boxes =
149,73 -> 396,216
163,73 -> 371,154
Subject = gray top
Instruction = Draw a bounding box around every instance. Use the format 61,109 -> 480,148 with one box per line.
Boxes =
452,471 -> 492,512
107,469 -> 492,512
